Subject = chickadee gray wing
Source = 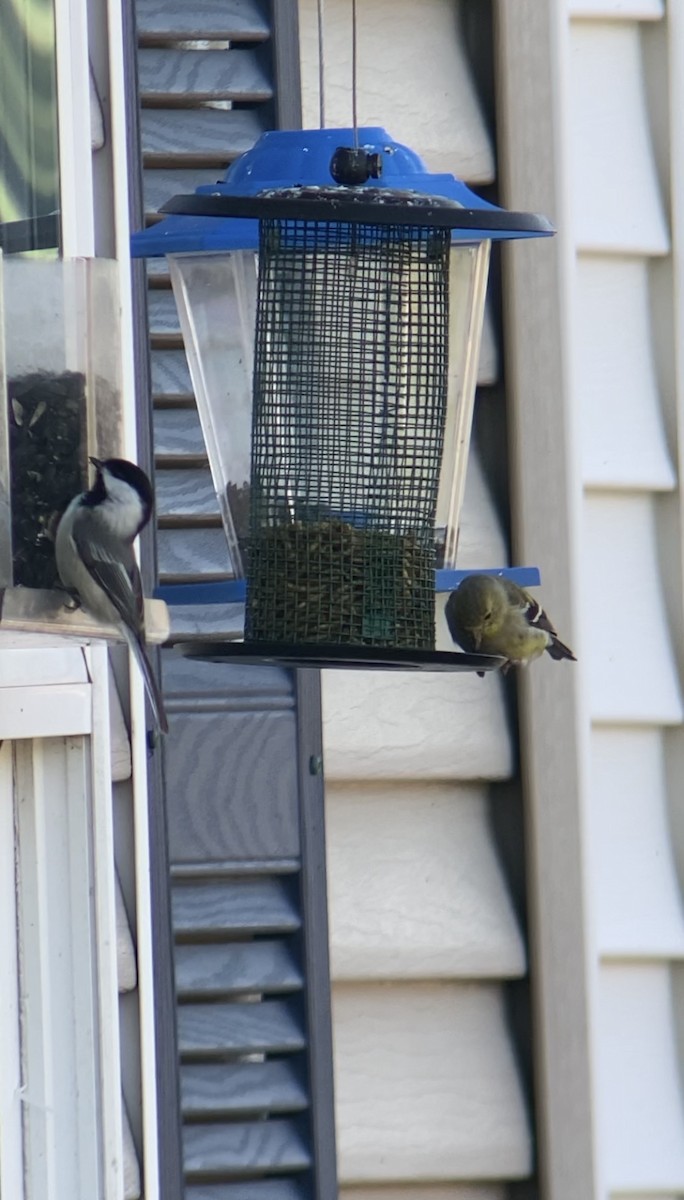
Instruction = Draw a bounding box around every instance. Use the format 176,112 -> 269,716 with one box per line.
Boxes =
70,510 -> 168,733
71,510 -> 145,634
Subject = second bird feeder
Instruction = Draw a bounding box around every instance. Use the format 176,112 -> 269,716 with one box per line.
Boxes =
132,129 -> 552,667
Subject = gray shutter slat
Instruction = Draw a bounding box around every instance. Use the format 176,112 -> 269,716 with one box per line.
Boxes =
183,1120 -> 310,1178
164,720 -> 300,863
144,169 -> 223,214
165,657 -> 294,699
154,408 -> 206,459
141,108 -> 266,164
157,527 -> 231,581
162,605 -> 243,641
186,1182 -> 307,1200
181,1060 -> 308,1117
139,48 -> 272,102
175,941 -> 303,998
151,349 -> 192,398
178,1000 -> 305,1056
148,289 -> 180,337
137,0 -> 269,42
173,878 -> 300,936
156,467 -> 218,518
147,257 -> 172,280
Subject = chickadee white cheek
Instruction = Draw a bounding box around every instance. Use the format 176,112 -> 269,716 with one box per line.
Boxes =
101,497 -> 145,539
100,472 -> 145,539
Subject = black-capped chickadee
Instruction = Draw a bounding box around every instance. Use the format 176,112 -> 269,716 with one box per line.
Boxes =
55,456 -> 169,734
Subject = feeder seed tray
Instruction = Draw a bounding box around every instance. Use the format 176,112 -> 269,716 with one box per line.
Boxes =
179,641 -> 505,673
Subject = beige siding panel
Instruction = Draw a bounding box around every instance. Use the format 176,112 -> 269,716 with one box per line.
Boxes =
585,729 -> 681,955
568,0 -> 664,17
581,492 -> 684,723
322,668 -> 512,782
326,784 -> 526,981
478,305 -> 499,387
576,256 -> 675,490
122,1098 -> 142,1200
453,450 -> 509,575
597,964 -> 684,1191
569,22 -> 669,254
590,728 -> 684,957
109,665 -> 132,783
332,982 -> 532,1183
298,0 -> 495,182
341,1188 -> 506,1200
116,870 -> 137,994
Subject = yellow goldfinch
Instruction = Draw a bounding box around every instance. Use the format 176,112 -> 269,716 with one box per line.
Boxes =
445,574 -> 576,675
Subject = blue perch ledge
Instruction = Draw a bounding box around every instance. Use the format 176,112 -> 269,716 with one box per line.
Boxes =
155,567 -> 541,606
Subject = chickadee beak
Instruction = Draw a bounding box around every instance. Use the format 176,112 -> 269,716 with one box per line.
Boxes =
89,456 -> 103,471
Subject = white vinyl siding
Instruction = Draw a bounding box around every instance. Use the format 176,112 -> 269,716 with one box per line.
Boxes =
570,7 -> 684,1197
497,0 -> 684,1196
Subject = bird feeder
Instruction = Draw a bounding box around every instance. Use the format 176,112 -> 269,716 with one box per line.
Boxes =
0,253 -> 127,591
131,128 -> 552,670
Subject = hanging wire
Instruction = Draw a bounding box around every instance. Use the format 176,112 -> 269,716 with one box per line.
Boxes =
351,0 -> 359,147
317,0 -> 326,127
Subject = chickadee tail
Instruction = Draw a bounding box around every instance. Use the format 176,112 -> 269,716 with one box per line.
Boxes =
124,629 -> 169,734
546,635 -> 577,663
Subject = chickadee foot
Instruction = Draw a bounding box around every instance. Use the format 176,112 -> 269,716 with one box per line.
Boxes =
56,584 -> 82,612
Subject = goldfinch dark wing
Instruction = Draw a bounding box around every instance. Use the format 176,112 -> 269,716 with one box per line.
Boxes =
501,579 -> 576,662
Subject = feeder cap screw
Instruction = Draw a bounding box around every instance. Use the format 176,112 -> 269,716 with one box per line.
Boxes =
330,146 -> 383,185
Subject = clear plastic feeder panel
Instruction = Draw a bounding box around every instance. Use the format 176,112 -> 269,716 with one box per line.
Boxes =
435,239 -> 491,570
0,254 -> 125,589
168,251 -> 258,578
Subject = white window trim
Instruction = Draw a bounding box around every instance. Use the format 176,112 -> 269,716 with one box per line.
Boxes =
0,638 -> 124,1200
0,740 -> 23,1200
54,0 -> 95,257
101,0 -> 163,1189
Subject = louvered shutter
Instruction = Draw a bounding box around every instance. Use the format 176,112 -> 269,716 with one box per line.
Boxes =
162,662 -> 335,1200
129,4 -> 337,1198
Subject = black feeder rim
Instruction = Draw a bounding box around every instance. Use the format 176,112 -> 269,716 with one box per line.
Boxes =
159,186 -> 555,234
177,643 -> 506,673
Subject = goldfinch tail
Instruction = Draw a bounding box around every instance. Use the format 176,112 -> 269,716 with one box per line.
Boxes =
546,635 -> 576,663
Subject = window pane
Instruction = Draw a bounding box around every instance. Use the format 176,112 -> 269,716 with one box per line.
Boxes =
0,0 -> 60,253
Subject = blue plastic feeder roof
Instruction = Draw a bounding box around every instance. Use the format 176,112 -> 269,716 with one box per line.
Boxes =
130,127 -> 554,258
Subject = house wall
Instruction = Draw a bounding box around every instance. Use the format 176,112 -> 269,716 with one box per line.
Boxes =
497,0 -> 684,1197
569,2 -> 684,1195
